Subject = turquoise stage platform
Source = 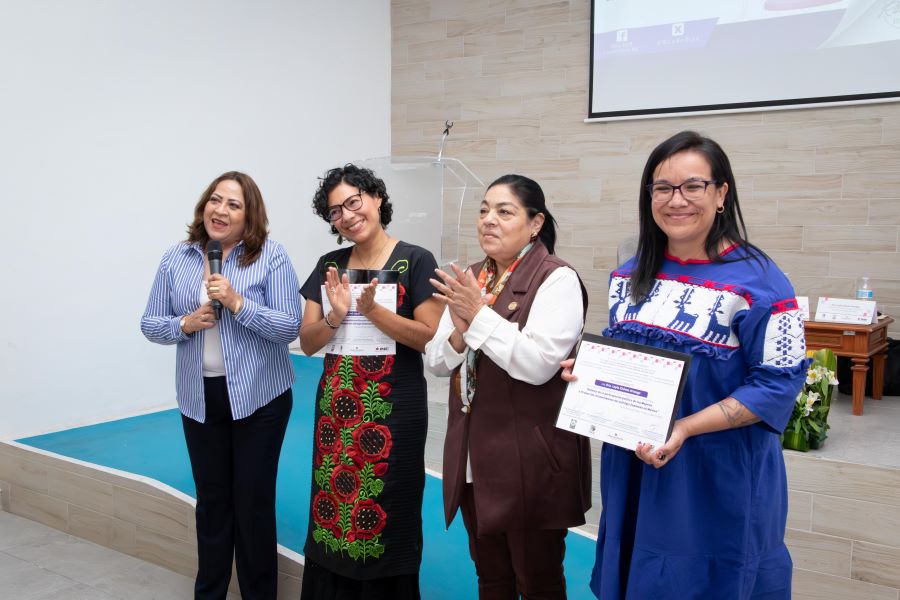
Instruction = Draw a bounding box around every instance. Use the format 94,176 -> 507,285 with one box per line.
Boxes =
18,354 -> 597,599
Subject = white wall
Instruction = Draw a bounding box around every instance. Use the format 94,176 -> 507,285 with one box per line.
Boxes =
0,1 -> 391,439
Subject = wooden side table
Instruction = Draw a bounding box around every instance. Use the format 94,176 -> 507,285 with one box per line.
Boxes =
803,316 -> 893,415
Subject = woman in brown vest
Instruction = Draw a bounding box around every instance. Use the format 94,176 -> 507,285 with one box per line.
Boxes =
425,174 -> 592,599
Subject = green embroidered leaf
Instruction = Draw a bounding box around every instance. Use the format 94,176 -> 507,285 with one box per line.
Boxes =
357,463 -> 374,501
339,355 -> 355,387
368,477 -> 385,497
371,398 -> 393,420
340,427 -> 354,449
369,539 -> 386,558
347,540 -> 362,560
314,456 -> 334,491
338,502 -> 352,535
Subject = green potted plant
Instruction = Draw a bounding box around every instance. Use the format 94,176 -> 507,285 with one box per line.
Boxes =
806,349 -> 838,449
782,349 -> 838,452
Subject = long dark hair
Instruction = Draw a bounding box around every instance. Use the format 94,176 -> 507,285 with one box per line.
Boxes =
487,174 -> 558,254
186,171 -> 268,267
631,131 -> 762,302
312,164 -> 393,237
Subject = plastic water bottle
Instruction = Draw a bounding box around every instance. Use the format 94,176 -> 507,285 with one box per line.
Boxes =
856,277 -> 874,301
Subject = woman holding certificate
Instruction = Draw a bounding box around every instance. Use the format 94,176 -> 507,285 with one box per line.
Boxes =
298,164 -> 442,600
425,174 -> 592,599
568,131 -> 806,599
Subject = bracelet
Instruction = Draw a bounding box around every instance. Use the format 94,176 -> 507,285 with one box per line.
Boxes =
323,311 -> 340,329
232,297 -> 244,316
179,316 -> 189,334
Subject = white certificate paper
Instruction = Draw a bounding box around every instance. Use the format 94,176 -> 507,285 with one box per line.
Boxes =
556,334 -> 690,451
815,297 -> 877,325
320,270 -> 398,356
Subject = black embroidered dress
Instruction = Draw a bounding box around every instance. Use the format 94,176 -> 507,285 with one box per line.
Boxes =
300,242 -> 436,591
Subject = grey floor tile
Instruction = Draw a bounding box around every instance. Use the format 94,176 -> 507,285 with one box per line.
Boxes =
4,535 -> 145,587
89,560 -> 197,600
0,551 -> 74,600
0,511 -> 71,551
35,581 -> 119,599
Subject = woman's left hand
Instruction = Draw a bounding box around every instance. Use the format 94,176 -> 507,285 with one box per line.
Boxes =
635,419 -> 688,469
356,279 -> 379,317
430,264 -> 488,324
207,273 -> 242,314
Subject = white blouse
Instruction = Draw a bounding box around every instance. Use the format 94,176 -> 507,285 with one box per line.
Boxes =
424,266 -> 585,482
424,266 -> 585,385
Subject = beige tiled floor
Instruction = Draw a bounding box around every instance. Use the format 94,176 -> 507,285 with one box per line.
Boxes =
0,510 -> 238,600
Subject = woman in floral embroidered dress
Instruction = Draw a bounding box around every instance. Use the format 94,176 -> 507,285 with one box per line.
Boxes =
298,164 -> 441,600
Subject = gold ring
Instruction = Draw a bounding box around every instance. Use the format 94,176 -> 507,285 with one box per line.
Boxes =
209,286 -> 219,293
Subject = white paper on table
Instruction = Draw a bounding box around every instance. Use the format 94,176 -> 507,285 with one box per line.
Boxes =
797,296 -> 811,321
321,283 -> 397,355
556,334 -> 690,451
814,296 -> 877,325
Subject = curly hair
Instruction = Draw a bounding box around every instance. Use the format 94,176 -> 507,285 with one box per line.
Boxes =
312,164 -> 393,236
186,171 -> 268,267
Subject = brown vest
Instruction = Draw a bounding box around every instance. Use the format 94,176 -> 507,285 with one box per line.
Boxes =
442,242 -> 592,534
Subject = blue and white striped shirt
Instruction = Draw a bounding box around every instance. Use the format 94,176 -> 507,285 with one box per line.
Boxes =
141,239 -> 302,423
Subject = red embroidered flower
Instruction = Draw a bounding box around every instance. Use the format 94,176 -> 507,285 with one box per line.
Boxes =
373,462 -> 389,476
397,283 -> 406,308
315,416 -> 341,455
330,464 -> 361,503
329,374 -> 342,390
323,354 -> 341,377
331,389 -> 364,426
351,422 -> 393,462
352,376 -> 368,394
312,491 -> 339,527
353,355 -> 394,381
349,499 -> 387,540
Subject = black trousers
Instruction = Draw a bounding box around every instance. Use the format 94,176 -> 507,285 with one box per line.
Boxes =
460,484 -> 568,600
182,377 -> 292,600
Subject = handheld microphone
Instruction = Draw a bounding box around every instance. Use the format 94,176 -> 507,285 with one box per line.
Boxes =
207,240 -> 223,320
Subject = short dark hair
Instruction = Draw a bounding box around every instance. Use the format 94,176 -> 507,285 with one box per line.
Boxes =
486,174 -> 558,254
186,171 -> 268,267
312,164 -> 393,236
631,130 -> 762,301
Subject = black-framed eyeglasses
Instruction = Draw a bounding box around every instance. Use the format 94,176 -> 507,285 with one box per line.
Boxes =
326,192 -> 364,222
647,179 -> 718,202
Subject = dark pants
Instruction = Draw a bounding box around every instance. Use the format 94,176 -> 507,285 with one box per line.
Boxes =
460,484 -> 568,600
181,377 -> 292,600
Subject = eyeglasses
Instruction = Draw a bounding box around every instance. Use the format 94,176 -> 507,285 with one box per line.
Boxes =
647,179 -> 718,202
326,193 -> 364,222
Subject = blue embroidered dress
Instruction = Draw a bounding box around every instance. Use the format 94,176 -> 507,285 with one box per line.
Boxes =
591,245 -> 806,600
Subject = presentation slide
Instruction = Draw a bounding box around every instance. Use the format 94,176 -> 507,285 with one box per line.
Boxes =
590,0 -> 900,118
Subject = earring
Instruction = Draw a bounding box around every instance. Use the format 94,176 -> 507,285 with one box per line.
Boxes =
530,231 -> 538,241
337,234 -> 344,245
716,206 -> 725,214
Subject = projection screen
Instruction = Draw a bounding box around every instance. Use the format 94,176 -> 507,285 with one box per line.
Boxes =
588,0 -> 900,120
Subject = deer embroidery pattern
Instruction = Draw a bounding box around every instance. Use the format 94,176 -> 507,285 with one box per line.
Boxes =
623,281 -> 661,321
701,294 -> 732,344
609,279 -> 630,323
668,288 -> 698,332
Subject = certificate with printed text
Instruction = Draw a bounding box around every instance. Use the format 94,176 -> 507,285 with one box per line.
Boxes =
556,334 -> 691,451
321,269 -> 399,356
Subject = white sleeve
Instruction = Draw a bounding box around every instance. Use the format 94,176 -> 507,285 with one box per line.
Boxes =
423,306 -> 466,377
462,267 -> 584,385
